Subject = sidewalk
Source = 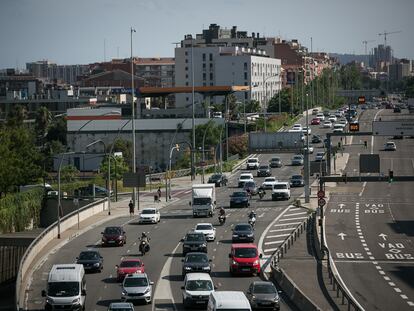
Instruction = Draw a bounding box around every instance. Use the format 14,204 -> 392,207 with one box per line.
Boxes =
271,153 -> 350,311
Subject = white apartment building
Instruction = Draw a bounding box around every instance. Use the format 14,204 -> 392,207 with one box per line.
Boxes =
175,44 -> 281,108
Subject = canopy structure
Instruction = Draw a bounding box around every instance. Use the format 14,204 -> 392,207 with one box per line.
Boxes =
137,85 -> 250,98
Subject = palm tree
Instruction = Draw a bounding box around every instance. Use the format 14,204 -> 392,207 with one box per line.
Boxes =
35,106 -> 52,138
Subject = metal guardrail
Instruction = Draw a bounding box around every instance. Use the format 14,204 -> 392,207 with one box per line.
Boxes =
270,212 -> 314,267
15,198 -> 105,311
324,248 -> 365,311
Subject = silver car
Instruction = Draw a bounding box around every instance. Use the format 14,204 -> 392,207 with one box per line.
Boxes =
121,273 -> 153,304
291,155 -> 304,166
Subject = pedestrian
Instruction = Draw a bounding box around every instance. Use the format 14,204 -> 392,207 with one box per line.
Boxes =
157,187 -> 162,202
129,200 -> 134,216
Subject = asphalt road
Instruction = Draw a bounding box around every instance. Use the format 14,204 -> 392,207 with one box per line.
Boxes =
325,106 -> 414,310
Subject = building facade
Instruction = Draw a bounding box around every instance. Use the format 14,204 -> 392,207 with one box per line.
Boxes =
26,60 -> 90,84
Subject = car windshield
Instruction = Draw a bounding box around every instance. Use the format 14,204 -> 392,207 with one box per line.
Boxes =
253,284 -> 277,294
274,184 -> 287,189
120,260 -> 142,268
104,227 -> 121,235
186,234 -> 205,242
293,156 -> 303,160
193,198 -> 212,205
259,165 -> 269,169
185,254 -> 208,263
234,224 -> 252,231
196,225 -> 213,231
240,175 -> 251,180
141,209 -> 156,214
234,247 -> 257,258
78,251 -> 99,260
124,277 -> 148,287
264,178 -> 276,182
291,175 -> 302,180
316,152 -> 324,157
109,308 -> 133,311
244,182 -> 255,187
271,158 -> 280,162
48,282 -> 79,297
211,174 -> 221,179
247,159 -> 258,163
232,192 -> 247,198
185,280 -> 213,291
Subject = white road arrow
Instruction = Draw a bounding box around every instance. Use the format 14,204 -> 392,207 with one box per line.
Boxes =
379,233 -> 388,241
338,233 -> 347,240
338,203 -> 345,209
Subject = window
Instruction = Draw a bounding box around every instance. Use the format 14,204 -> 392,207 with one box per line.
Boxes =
186,97 -> 189,101
185,51 -> 188,56
244,72 -> 248,80
244,62 -> 248,71
202,63 -> 206,69
186,82 -> 189,86
185,74 -> 188,79
210,72 -> 213,80
203,73 -> 206,80
185,66 -> 188,71
209,53 -> 213,61
202,53 -> 206,61
185,59 -> 188,63
209,63 -> 213,69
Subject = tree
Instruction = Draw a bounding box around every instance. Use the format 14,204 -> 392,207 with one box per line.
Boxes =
34,106 -> 52,139
60,165 -> 79,183
244,100 -> 260,113
6,105 -> 28,128
99,155 -> 129,182
108,139 -> 133,170
267,89 -> 291,113
46,117 -> 67,146
225,94 -> 239,120
227,134 -> 248,157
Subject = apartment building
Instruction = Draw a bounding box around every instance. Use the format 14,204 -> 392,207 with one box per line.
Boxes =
26,60 -> 89,84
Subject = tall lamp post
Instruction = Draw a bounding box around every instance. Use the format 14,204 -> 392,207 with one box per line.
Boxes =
304,93 -> 310,203
130,27 -> 137,210
85,140 -> 112,215
57,151 -> 75,239
191,43 -> 196,181
168,144 -> 180,198
201,121 -> 214,183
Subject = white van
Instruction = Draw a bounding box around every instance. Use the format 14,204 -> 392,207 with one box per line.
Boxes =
207,291 -> 251,311
42,264 -> 86,311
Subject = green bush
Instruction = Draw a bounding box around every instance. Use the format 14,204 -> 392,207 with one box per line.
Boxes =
0,188 -> 44,233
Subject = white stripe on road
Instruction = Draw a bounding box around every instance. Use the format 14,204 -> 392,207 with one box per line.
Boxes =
264,240 -> 285,245
266,233 -> 290,239
273,222 -> 301,227
269,228 -> 295,232
287,208 -> 302,212
279,216 -> 308,222
263,248 -> 279,253
283,212 -> 308,217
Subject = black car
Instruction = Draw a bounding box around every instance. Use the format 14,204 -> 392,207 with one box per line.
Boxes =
230,191 -> 250,208
232,223 -> 255,243
76,250 -> 103,272
269,157 -> 282,168
101,226 -> 126,247
181,252 -> 212,276
311,135 -> 322,144
246,281 -> 280,310
393,107 -> 401,113
181,232 -> 207,256
290,175 -> 304,187
208,173 -> 228,187
257,165 -> 271,177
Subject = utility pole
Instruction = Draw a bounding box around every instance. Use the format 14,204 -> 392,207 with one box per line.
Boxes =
130,27 -> 137,209
304,93 -> 310,203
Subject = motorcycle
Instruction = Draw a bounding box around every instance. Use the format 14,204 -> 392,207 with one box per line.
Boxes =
248,215 -> 256,227
258,189 -> 265,200
139,238 -> 150,255
218,214 -> 226,225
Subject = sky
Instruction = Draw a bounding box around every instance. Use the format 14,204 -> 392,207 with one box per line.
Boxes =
0,0 -> 413,69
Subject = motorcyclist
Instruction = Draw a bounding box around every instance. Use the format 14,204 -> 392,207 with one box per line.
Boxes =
248,211 -> 256,220
258,186 -> 266,199
140,232 -> 150,244
219,207 -> 226,216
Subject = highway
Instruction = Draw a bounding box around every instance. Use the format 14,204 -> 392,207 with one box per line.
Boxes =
324,107 -> 414,310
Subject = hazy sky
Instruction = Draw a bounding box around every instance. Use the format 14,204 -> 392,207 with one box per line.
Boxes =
1,0 -> 413,69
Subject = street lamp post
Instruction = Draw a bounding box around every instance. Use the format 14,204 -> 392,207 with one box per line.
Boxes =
191,43 -> 196,181
57,151 -> 75,239
85,140 -> 111,215
130,27 -> 137,210
201,121 -> 214,183
168,144 -> 180,197
304,93 -> 310,203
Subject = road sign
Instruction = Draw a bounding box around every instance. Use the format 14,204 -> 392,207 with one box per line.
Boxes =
318,198 -> 326,206
372,120 -> 414,136
317,190 -> 325,199
358,96 -> 366,104
360,154 -> 380,173
349,122 -> 360,132
123,172 -> 146,187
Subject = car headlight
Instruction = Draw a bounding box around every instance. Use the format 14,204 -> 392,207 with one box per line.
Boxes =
201,243 -> 207,247
232,234 -> 238,237
72,298 -> 80,304
184,266 -> 192,270
94,262 -> 100,267
274,296 -> 280,302
203,266 -> 210,270
122,290 -> 128,296
183,244 -> 190,248
144,287 -> 151,294
251,295 -> 256,301
102,237 -> 107,241
232,260 -> 239,265
247,233 -> 254,237
254,259 -> 259,265
46,297 -> 54,304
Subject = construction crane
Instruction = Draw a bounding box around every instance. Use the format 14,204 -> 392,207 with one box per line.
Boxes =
378,30 -> 402,47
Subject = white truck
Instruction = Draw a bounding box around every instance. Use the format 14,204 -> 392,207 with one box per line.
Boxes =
190,184 -> 216,217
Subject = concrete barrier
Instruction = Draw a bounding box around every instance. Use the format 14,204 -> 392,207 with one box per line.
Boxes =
16,199 -> 106,310
272,266 -> 321,311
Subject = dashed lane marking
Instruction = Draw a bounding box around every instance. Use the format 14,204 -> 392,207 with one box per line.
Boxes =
273,222 -> 301,227
283,211 -> 308,217
279,216 -> 308,222
264,240 -> 285,246
269,228 -> 296,233
266,233 -> 290,239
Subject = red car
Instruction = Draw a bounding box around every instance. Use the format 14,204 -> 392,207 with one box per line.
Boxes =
229,243 -> 262,276
310,118 -> 320,125
101,226 -> 126,247
116,258 -> 145,281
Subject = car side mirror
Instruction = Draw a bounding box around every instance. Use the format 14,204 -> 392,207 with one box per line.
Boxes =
181,286 -> 185,290
228,254 -> 231,258
214,286 -> 218,290
115,265 -> 119,269
75,257 -> 79,260
81,289 -> 86,296
180,238 -> 184,242
123,231 -> 126,234
150,281 -> 154,285
209,259 -> 212,262
101,232 -> 104,234
189,202 -> 191,206
259,254 -> 263,259
100,256 -> 103,259
41,290 -> 46,297
214,201 -> 216,205
181,259 -> 184,262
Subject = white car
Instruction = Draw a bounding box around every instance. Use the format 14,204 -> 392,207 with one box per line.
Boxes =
303,145 -> 314,154
302,127 -> 311,135
246,158 -> 260,170
262,177 -> 278,190
328,115 -> 337,122
323,121 -> 332,128
271,182 -> 291,200
333,124 -> 344,132
316,113 -> 325,121
139,208 -> 160,224
238,173 -> 254,188
194,223 -> 216,241
182,273 -> 215,307
384,141 -> 396,151
292,123 -> 303,131
337,119 -> 347,127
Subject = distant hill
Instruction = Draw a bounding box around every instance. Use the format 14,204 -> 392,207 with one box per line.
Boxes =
330,53 -> 367,65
